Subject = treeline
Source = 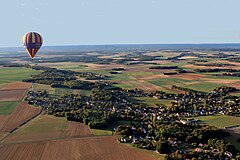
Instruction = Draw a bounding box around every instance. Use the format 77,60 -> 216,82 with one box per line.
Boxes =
23,66 -> 111,90
111,68 -> 125,71
149,66 -> 178,69
2,63 -> 30,68
216,72 -> 240,77
168,52 -> 235,61
171,85 -> 206,95
195,68 -> 240,73
34,55 -> 111,63
193,62 -> 235,67
213,86 -> 238,96
172,85 -> 237,97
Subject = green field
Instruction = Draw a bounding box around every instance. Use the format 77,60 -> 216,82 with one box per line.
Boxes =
147,78 -> 190,90
184,82 -> 223,92
20,115 -> 67,132
3,115 -> 67,142
0,101 -> 19,115
57,64 -> 87,70
114,83 -> 136,89
91,120 -> 132,136
196,115 -> 240,128
0,67 -> 40,85
148,78 -> 224,92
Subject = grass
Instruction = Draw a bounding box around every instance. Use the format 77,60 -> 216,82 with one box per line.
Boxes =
33,83 -> 55,94
58,64 -> 87,70
80,69 -> 110,75
17,115 -> 67,132
148,77 -> 224,92
114,83 -> 136,89
91,129 -> 113,136
196,115 -> 240,128
91,120 -> 133,136
4,115 -> 67,143
111,71 -> 154,81
147,78 -> 190,89
184,82 -> 223,92
123,143 -> 166,160
0,101 -> 19,115
0,67 -> 40,85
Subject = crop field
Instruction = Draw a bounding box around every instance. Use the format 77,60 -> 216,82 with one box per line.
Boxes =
0,67 -> 40,85
0,102 -> 41,133
0,137 -> 158,160
0,82 -> 32,101
0,89 -> 29,101
0,101 -> 20,115
64,121 -> 93,138
3,115 -> 66,143
0,48 -> 240,159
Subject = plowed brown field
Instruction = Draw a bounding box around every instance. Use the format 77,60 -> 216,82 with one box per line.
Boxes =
0,137 -> 157,160
129,80 -> 162,91
0,82 -> 32,101
64,121 -> 93,138
0,102 -> 41,133
0,89 -> 28,101
169,73 -> 205,80
1,82 -> 32,90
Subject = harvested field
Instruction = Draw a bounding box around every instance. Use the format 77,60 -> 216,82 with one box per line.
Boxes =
182,64 -> 212,69
130,80 -> 162,91
1,82 -> 32,90
64,121 -> 93,138
0,102 -> 41,133
0,89 -> 28,101
0,115 -> 8,129
0,82 -> 32,101
0,137 -> 158,160
169,73 -> 205,80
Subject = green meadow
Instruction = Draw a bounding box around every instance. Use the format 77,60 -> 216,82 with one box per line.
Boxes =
0,67 -> 40,85
0,101 -> 20,115
91,120 -> 132,136
196,115 -> 240,128
131,97 -> 173,108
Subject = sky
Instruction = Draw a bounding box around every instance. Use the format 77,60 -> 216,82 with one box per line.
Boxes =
0,0 -> 240,47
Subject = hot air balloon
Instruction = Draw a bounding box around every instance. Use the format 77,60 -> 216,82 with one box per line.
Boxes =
22,32 -> 43,59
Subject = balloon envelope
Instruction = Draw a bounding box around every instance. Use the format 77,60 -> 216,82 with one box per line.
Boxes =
22,32 -> 43,59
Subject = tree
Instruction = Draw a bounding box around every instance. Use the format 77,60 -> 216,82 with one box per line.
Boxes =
156,141 -> 171,154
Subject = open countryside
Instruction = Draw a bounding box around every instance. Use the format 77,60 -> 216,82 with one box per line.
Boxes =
0,44 -> 240,159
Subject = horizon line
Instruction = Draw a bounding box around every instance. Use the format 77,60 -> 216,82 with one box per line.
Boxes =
1,42 -> 240,49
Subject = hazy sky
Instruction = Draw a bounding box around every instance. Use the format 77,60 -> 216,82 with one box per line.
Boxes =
0,0 -> 240,47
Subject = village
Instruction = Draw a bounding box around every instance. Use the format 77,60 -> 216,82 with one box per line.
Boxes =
24,71 -> 240,159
